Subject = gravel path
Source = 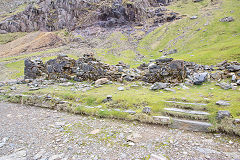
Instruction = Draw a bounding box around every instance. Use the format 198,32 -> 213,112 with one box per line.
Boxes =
0,102 -> 239,160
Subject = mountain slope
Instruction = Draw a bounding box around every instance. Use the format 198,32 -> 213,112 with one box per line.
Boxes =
138,0 -> 240,65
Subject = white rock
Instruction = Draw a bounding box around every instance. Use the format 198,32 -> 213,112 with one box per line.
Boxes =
0,143 -> 5,148
90,129 -> 100,135
49,154 -> 64,160
149,154 -> 167,160
33,150 -> 45,160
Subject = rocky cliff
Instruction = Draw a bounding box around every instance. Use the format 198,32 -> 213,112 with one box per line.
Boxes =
0,0 -> 177,33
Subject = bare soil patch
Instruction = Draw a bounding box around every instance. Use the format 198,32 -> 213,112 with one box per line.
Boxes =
0,32 -> 62,57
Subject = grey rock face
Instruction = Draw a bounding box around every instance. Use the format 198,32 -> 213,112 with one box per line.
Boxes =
24,59 -> 46,79
0,0 -> 177,33
217,111 -> 231,120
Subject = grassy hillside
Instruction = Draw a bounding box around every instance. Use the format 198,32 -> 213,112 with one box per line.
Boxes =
138,0 -> 240,65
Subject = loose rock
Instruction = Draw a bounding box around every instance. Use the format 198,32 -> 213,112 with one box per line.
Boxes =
216,100 -> 230,106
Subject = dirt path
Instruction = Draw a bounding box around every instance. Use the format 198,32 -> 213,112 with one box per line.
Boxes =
0,102 -> 239,160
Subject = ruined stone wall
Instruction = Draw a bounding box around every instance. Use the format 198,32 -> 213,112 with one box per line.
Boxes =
24,54 -> 240,86
24,54 -> 188,83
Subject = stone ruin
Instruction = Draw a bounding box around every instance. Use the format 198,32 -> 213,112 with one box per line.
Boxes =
138,58 -> 186,83
24,53 -> 240,86
24,53 -> 188,84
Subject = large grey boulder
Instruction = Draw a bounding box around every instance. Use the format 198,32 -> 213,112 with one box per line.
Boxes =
192,72 -> 208,85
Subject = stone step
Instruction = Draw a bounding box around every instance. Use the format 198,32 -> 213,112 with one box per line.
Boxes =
163,108 -> 210,120
169,118 -> 212,132
164,101 -> 207,106
164,101 -> 208,110
164,108 -> 210,115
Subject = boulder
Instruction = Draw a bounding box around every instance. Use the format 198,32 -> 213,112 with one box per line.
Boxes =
226,65 -> 240,72
220,17 -> 234,22
117,86 -> 125,91
216,82 -> 232,90
168,49 -> 177,55
237,80 -> 240,85
142,107 -> 151,114
102,95 -> 112,103
150,82 -> 169,90
152,116 -> 171,124
217,111 -> 231,120
192,72 -> 208,85
210,71 -> 223,80
95,78 -> 109,85
231,74 -> 237,83
190,16 -> 198,19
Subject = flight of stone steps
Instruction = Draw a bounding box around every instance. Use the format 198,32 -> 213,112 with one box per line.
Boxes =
162,100 -> 212,132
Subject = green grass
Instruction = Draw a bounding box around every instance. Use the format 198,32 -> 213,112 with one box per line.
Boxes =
137,0 -> 240,65
0,32 -> 27,45
27,81 -> 240,124
5,60 -> 25,79
94,0 -> 240,66
95,32 -> 139,67
0,48 -> 62,62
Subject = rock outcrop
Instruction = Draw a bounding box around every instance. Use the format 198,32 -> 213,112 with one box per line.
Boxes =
0,0 -> 177,33
24,54 -> 240,86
